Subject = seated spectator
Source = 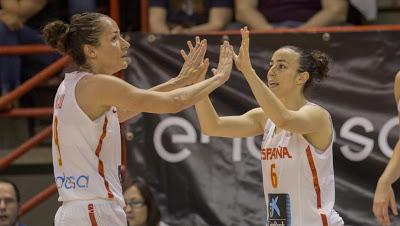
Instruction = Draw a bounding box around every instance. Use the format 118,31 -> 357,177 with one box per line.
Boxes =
123,177 -> 169,226
0,0 -> 59,96
0,179 -> 26,226
149,0 -> 233,34
235,0 -> 348,29
68,0 -> 96,15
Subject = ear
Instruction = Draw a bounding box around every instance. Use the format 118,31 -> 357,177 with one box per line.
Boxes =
83,44 -> 97,59
296,71 -> 309,85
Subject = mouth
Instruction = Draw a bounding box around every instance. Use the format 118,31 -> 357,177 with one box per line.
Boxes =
0,215 -> 8,221
268,81 -> 279,88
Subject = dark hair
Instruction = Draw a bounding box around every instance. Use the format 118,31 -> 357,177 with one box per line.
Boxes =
281,46 -> 330,91
124,177 -> 161,226
42,12 -> 109,66
0,179 -> 20,203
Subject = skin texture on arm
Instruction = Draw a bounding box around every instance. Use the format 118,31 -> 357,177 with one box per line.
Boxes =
183,7 -> 233,33
233,27 -> 332,150
117,37 -> 208,121
234,0 -> 272,29
149,7 -> 170,33
76,39 -> 233,123
299,0 -> 348,28
195,41 -> 267,137
373,71 -> 400,226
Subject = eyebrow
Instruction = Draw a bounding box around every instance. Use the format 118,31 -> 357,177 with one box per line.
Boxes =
269,59 -> 288,64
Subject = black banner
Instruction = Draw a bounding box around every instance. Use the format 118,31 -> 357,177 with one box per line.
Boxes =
124,31 -> 400,226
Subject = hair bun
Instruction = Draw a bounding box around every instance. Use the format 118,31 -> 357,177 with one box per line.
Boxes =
311,50 -> 330,80
42,20 -> 70,53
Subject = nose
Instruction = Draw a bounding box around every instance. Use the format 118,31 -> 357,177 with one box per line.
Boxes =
0,200 -> 6,210
124,204 -> 132,213
122,37 -> 130,49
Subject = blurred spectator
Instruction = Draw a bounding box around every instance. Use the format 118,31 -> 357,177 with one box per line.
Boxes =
68,0 -> 96,15
149,0 -> 233,34
235,0 -> 348,29
0,179 -> 25,226
123,177 -> 169,226
0,0 -> 60,96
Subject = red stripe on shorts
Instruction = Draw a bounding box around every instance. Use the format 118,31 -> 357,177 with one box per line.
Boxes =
88,204 -> 98,226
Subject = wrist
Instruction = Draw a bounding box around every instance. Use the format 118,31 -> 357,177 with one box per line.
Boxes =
242,67 -> 255,76
378,175 -> 393,187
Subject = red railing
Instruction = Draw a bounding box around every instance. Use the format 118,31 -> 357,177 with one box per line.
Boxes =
0,0 -> 122,217
2,0 -> 400,218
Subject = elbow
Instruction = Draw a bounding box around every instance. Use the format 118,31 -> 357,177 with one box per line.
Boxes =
273,114 -> 291,129
330,4 -> 348,24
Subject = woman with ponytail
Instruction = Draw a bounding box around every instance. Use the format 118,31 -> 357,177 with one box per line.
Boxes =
195,27 -> 344,226
43,12 -> 233,226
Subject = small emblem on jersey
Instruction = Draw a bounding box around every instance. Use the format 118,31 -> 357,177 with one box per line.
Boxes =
261,147 -> 293,160
267,193 -> 291,226
56,174 -> 90,190
55,94 -> 65,109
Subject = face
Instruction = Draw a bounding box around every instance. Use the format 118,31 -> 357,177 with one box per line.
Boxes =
88,17 -> 130,75
124,185 -> 148,226
267,48 -> 307,96
0,183 -> 18,226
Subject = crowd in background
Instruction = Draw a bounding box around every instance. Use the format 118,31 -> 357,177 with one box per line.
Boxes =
1,1 -> 400,226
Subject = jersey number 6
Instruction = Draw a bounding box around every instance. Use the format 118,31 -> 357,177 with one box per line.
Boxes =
270,163 -> 278,188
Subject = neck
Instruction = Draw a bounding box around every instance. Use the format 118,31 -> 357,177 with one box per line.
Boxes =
80,63 -> 113,75
278,91 -> 307,111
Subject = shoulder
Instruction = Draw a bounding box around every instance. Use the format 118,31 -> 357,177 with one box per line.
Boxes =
301,104 -> 331,122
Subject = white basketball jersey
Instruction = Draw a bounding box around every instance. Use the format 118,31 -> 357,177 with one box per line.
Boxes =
261,103 -> 343,226
52,71 -> 124,207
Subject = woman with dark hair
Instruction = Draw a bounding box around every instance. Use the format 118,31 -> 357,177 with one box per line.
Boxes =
123,177 -> 169,226
42,12 -> 233,226
194,27 -> 344,226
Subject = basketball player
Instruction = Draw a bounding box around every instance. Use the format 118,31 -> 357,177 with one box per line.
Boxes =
42,12 -> 233,226
194,27 -> 344,226
373,71 -> 400,226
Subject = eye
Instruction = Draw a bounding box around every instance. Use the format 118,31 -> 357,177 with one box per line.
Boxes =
277,64 -> 286,70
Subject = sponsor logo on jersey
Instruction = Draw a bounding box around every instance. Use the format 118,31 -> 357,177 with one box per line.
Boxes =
56,174 -> 89,190
268,193 -> 291,226
261,147 -> 293,160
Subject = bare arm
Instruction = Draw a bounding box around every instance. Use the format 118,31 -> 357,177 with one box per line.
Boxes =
234,0 -> 272,29
373,71 -> 400,226
117,37 -> 208,121
233,28 -> 332,151
195,41 -> 266,137
149,7 -> 170,33
299,0 -> 348,28
184,7 -> 232,33
196,99 -> 266,137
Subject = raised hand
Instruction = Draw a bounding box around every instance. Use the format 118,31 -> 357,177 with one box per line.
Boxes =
373,181 -> 398,226
233,27 -> 253,73
212,41 -> 233,83
176,36 -> 208,85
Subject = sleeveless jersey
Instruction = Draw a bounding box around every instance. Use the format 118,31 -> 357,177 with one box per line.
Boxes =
261,103 -> 343,226
51,71 -> 124,207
